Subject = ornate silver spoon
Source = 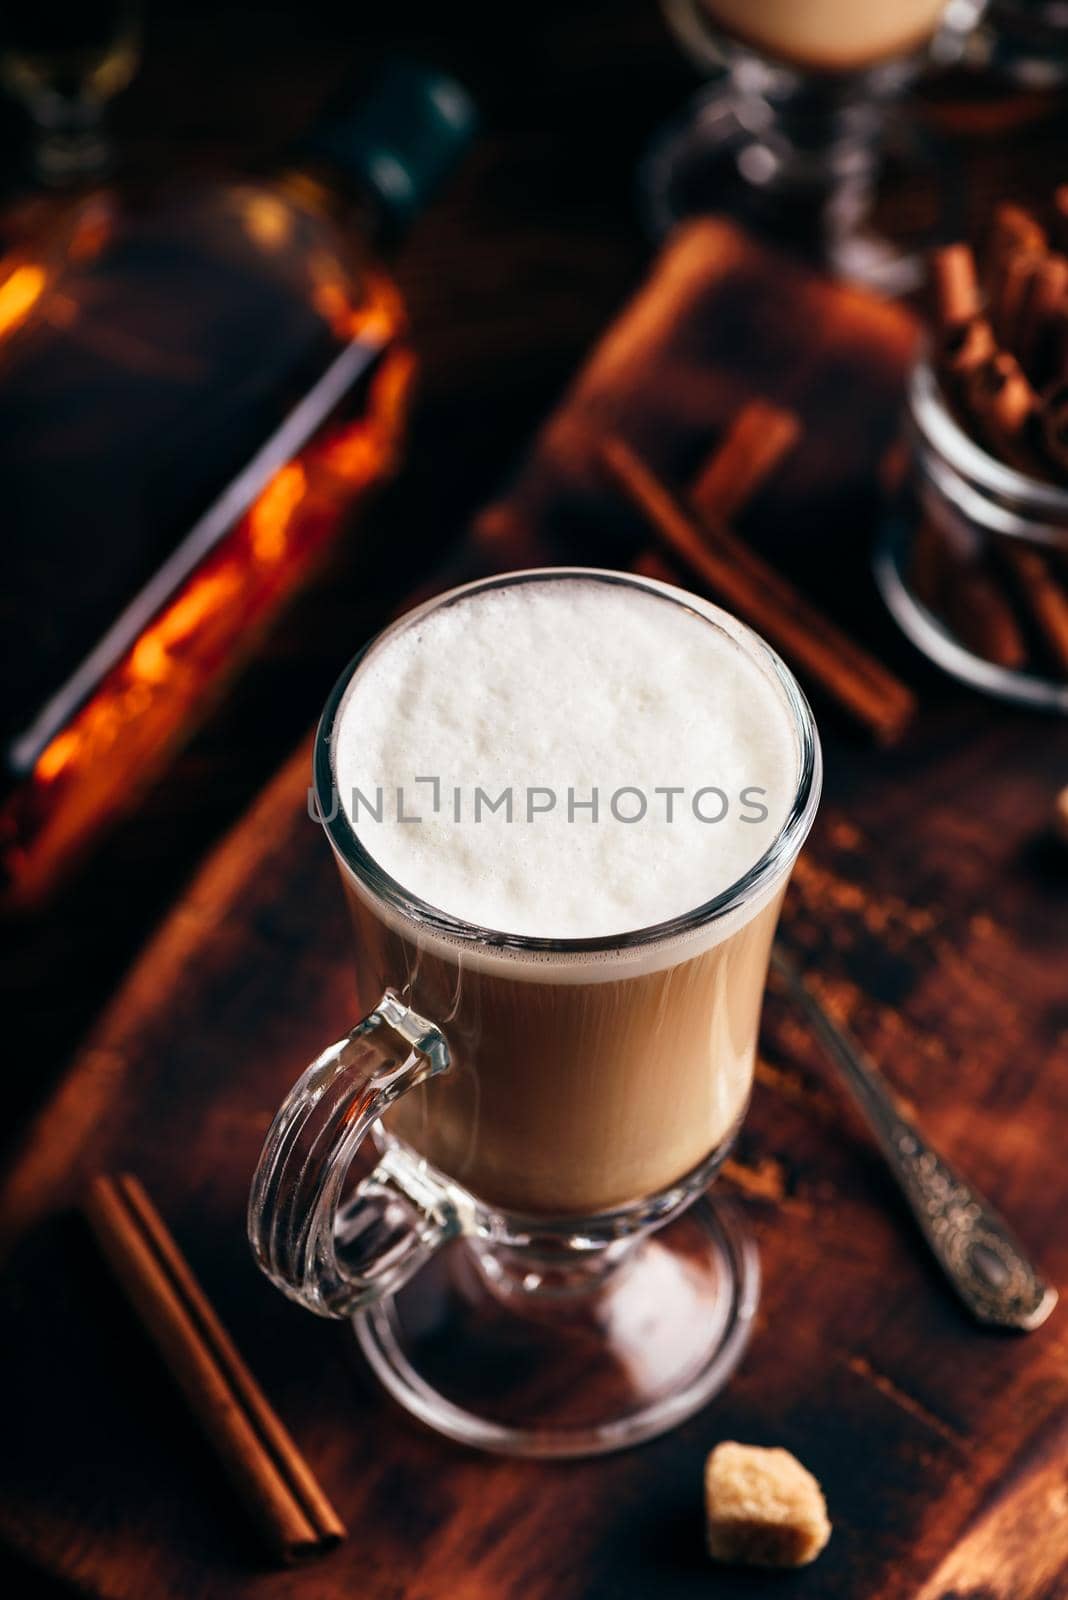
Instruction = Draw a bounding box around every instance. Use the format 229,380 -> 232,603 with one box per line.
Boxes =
771,945 -> 1057,1332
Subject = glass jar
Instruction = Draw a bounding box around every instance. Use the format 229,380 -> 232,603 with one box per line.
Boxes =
977,1 -> 1068,90
875,356 -> 1068,712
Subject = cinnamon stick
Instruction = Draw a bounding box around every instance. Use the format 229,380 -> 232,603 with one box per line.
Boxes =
911,516 -> 1028,670
1040,379 -> 1068,478
927,246 -> 994,417
1016,253 -> 1068,387
929,243 -> 982,331
939,319 -> 998,427
928,244 -> 995,426
997,545 -> 1068,676
947,565 -> 1029,671
1054,783 -> 1068,847
631,396 -> 799,597
994,252 -> 1043,356
690,400 -> 801,524
910,515 -> 948,610
986,204 -> 1047,351
1055,187 -> 1068,254
85,1173 -> 346,1565
964,351 -> 1044,476
631,548 -> 680,586
601,434 -> 916,743
988,202 -> 1047,269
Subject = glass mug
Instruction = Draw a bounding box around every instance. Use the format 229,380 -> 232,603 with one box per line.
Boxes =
248,568 -> 821,1457
641,0 -> 985,294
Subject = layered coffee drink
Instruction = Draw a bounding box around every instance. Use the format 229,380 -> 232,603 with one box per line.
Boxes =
328,573 -> 803,1216
699,0 -> 949,72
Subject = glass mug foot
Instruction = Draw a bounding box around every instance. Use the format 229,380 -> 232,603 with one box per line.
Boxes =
355,1194 -> 759,1458
638,78 -> 962,296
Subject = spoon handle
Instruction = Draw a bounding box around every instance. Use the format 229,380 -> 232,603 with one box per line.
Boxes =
771,946 -> 1057,1332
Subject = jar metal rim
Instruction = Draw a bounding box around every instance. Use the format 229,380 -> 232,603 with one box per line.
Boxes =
910,359 -> 1068,541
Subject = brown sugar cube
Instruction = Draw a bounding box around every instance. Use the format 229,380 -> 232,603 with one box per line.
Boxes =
704,1442 -> 831,1567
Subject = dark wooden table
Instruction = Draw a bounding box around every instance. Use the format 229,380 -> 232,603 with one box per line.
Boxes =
3,3 -> 1068,1596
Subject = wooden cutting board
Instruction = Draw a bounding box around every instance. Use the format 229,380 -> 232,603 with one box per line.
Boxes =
3,221 -> 1067,1600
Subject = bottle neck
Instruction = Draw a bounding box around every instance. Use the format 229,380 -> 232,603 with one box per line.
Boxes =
276,60 -> 477,252
273,161 -> 394,254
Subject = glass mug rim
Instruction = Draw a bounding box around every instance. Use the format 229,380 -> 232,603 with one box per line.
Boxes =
313,565 -> 822,959
659,0 -> 943,84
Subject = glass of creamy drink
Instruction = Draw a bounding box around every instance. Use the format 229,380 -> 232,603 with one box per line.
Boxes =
249,569 -> 820,1456
642,0 -> 986,292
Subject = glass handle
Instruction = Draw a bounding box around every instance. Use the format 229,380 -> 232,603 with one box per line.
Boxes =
248,991 -> 457,1318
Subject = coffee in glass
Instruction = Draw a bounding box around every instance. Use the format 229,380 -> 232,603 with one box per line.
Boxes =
249,568 -> 821,1455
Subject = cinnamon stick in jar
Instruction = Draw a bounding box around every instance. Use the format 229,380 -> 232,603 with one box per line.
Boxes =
941,316 -> 997,394
929,243 -> 983,331
927,244 -> 995,408
963,351 -> 1044,476
997,545 -> 1068,676
946,564 -> 1029,671
913,515 -> 1028,670
1053,186 -> 1068,254
1040,380 -> 1068,479
910,515 -> 947,610
1016,254 -> 1068,388
992,253 -> 1043,355
986,203 -> 1047,351
988,202 -> 1047,265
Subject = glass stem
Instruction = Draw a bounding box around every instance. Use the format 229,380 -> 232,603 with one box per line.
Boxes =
727,58 -> 896,200
470,1234 -> 641,1302
30,95 -> 112,186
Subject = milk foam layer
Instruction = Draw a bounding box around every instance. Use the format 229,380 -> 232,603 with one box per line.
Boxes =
334,576 -> 798,940
702,0 -> 947,70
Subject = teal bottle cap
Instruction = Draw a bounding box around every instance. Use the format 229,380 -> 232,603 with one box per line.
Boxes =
307,59 -> 477,235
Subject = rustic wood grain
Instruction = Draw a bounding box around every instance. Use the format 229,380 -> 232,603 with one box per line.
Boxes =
915,1405 -> 1068,1600
2,208 -> 1068,1598
2,682 -> 1067,1600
